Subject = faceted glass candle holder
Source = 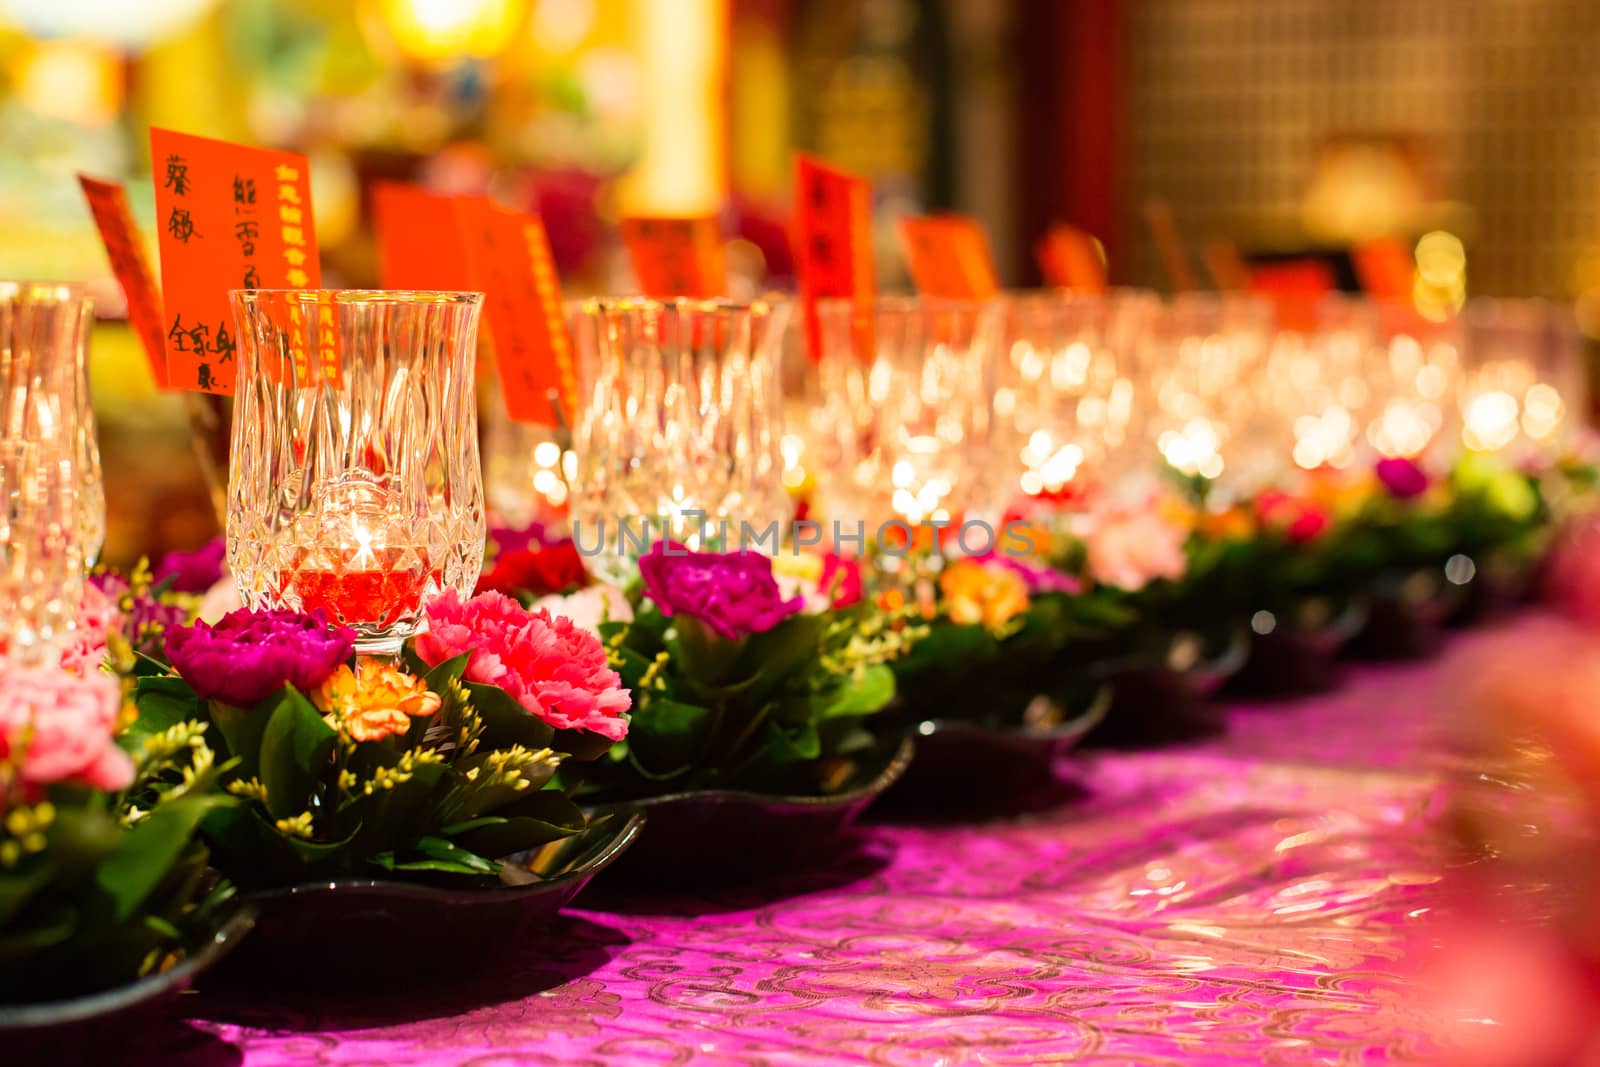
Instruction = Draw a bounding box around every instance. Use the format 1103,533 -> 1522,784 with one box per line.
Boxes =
227,290 -> 485,657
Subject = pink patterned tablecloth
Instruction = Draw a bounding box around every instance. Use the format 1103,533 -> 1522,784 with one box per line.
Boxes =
140,625 -> 1498,1066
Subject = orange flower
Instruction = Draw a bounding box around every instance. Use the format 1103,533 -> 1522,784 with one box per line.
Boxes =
1199,506 -> 1255,542
314,659 -> 442,743
939,560 -> 1029,629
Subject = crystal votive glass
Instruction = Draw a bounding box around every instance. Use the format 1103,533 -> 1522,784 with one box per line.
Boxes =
568,297 -> 789,584
0,282 -> 95,664
227,290 -> 486,657
808,296 -> 1002,539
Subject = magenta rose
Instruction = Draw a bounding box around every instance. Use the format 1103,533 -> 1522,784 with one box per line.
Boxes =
638,542 -> 804,641
1376,457 -> 1429,500
153,538 -> 226,594
165,608 -> 355,707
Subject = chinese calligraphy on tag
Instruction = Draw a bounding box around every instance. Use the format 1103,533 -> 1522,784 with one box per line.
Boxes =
150,128 -> 320,395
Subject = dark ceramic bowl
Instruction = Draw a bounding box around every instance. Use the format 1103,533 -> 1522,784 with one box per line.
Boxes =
211,808 -> 643,984
876,686 -> 1111,814
1346,565 -> 1468,660
1226,595 -> 1369,697
592,738 -> 914,886
0,905 -> 255,1050
1449,549 -> 1538,626
1088,626 -> 1250,748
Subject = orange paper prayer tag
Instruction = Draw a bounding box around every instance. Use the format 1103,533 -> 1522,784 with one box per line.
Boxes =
1353,238 -> 1415,303
794,154 -> 875,363
619,215 -> 727,299
897,215 -> 1000,300
455,196 -> 577,427
372,181 -> 474,291
1036,224 -> 1107,293
149,128 -> 321,395
79,175 -> 169,388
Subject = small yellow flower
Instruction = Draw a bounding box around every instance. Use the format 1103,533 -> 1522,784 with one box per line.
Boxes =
771,552 -> 824,583
314,659 -> 442,743
1157,494 -> 1199,532
1200,506 -> 1255,542
939,560 -> 1029,630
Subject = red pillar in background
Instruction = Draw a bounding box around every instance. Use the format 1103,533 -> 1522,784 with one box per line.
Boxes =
1014,0 -> 1124,284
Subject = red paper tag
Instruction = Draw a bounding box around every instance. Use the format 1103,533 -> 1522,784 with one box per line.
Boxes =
372,181 -> 474,291
1036,224 -> 1107,293
79,175 -> 169,388
149,128 -> 320,395
1247,260 -> 1336,332
619,215 -> 727,299
794,154 -> 875,363
1353,238 -> 1414,302
455,196 -> 577,426
897,215 -> 999,300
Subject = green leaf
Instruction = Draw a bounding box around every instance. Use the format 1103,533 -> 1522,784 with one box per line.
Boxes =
466,681 -> 556,752
371,834 -> 499,876
129,675 -> 202,740
626,697 -> 712,775
258,687 -> 337,820
208,692 -> 281,780
0,902 -> 77,962
130,651 -> 173,678
447,791 -> 586,859
343,759 -> 449,856
92,792 -> 231,924
816,664 -> 896,720
421,651 -> 471,690
0,862 -> 56,927
551,726 -> 617,762
766,716 -> 821,763
736,614 -> 826,700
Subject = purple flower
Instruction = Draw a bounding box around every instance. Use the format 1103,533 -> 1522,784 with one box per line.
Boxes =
165,608 -> 355,707
638,542 -> 803,641
90,572 -> 189,657
154,538 -> 226,594
974,553 -> 1082,595
1376,457 -> 1429,501
489,522 -> 569,558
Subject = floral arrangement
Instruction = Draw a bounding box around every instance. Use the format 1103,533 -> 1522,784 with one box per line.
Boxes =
1,594 -> 234,1002
130,594 -> 630,885
887,544 -> 1132,733
566,543 -> 913,800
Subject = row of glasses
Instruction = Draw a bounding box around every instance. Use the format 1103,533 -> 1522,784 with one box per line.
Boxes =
0,282 -> 102,666
221,284 -> 1585,650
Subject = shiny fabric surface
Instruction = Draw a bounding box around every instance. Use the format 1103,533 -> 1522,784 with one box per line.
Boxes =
163,629 -> 1483,1066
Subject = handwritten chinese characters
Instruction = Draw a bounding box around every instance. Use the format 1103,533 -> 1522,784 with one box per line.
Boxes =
150,128 -> 320,395
619,215 -> 727,299
455,196 -> 576,427
794,154 -> 875,363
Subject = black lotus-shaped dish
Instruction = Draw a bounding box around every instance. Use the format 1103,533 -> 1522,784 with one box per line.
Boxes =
1346,565 -> 1469,660
0,905 -> 255,1051
210,807 -> 643,984
1089,625 -> 1250,747
591,737 -> 914,887
1226,595 -> 1369,697
875,686 -> 1111,815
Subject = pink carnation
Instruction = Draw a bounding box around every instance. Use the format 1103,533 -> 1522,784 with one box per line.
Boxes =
61,581 -> 121,677
1085,498 -> 1189,593
0,665 -> 132,792
415,590 -> 631,742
